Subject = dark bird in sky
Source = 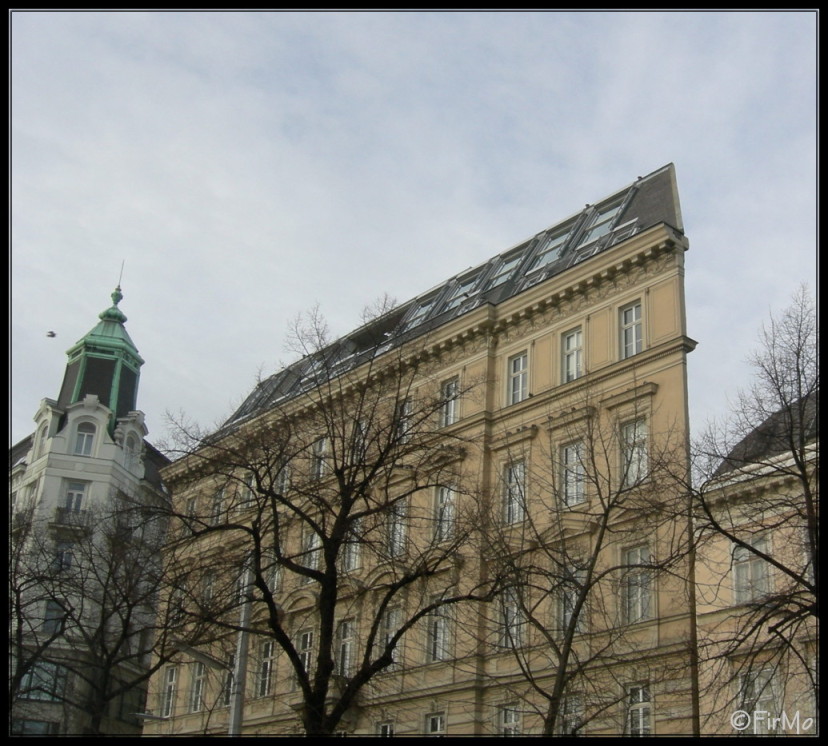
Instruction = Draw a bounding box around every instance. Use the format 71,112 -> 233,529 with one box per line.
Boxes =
46,331 -> 56,338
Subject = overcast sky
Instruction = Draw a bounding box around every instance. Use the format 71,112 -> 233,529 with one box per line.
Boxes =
10,10 -> 817,449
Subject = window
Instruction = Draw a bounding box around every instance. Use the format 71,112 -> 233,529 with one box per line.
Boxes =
507,352 -> 528,405
387,500 -> 407,557
74,422 -> 96,456
529,230 -> 569,273
487,251 -> 524,289
403,297 -> 437,330
185,496 -> 198,518
559,695 -> 584,736
499,704 -> 521,736
502,461 -> 526,524
733,537 -> 770,604
379,606 -> 402,667
621,419 -> 648,487
189,661 -> 205,713
376,721 -> 395,736
65,481 -> 86,512
237,474 -> 255,512
336,619 -> 355,676
434,486 -> 455,543
443,274 -> 479,311
562,328 -> 583,382
622,546 -> 651,624
297,630 -> 314,679
560,565 -> 587,634
44,600 -> 66,635
739,669 -> 776,734
202,571 -> 215,604
161,665 -> 177,718
275,462 -> 290,494
303,528 -> 322,579
579,201 -> 624,246
257,641 -> 275,697
124,434 -> 139,470
54,541 -> 74,573
498,589 -> 525,648
221,655 -> 235,708
396,399 -> 413,443
340,519 -> 361,573
11,720 -> 59,736
626,684 -> 651,736
18,661 -> 67,702
312,437 -> 328,479
426,601 -> 451,662
440,377 -> 459,427
425,711 -> 446,736
561,441 -> 586,506
210,489 -> 225,525
620,302 -> 643,359
34,423 -> 48,459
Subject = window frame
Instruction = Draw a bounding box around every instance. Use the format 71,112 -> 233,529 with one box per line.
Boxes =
161,665 -> 178,719
621,545 -> 652,625
620,419 -> 648,488
440,376 -> 460,427
620,301 -> 643,359
425,711 -> 446,736
499,703 -> 521,736
498,588 -> 525,649
386,499 -> 407,558
257,640 -> 275,698
434,485 -> 455,543
502,460 -> 526,525
626,684 -> 652,737
426,602 -> 451,663
336,618 -> 355,677
18,661 -> 68,702
189,661 -> 206,713
561,440 -> 586,506
74,421 -> 96,456
733,536 -> 771,604
507,351 -> 529,405
562,327 -> 584,383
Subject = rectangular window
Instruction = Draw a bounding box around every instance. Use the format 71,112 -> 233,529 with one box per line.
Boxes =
387,500 -> 407,557
396,399 -> 413,444
503,461 -> 526,525
559,695 -> 584,736
562,328 -> 583,383
622,546 -> 651,624
380,606 -> 402,667
275,463 -> 290,494
161,665 -> 177,718
426,602 -> 451,663
297,630 -> 314,680
210,489 -> 224,525
18,661 -> 68,702
54,541 -> 74,572
733,537 -> 770,604
257,640 -> 275,697
303,529 -> 322,580
738,669 -> 775,734
560,566 -> 587,634
44,600 -> 65,635
336,619 -> 355,676
440,377 -> 459,427
508,352 -> 528,405
376,721 -> 395,736
561,441 -> 586,506
74,423 -> 96,456
529,230 -> 569,273
499,704 -> 521,736
237,474 -> 255,512
189,661 -> 205,713
65,481 -> 86,512
498,589 -> 525,648
626,684 -> 651,736
434,486 -> 455,543
579,201 -> 623,246
487,251 -> 524,289
426,711 -> 446,736
11,720 -> 60,736
620,302 -> 643,359
312,438 -> 328,479
621,420 -> 648,487
202,571 -> 215,603
221,655 -> 235,708
340,519 -> 361,573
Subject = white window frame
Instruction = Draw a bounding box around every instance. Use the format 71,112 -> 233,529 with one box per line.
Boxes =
622,545 -> 651,624
561,441 -> 586,506
502,461 -> 526,525
210,488 -> 225,525
54,541 -> 74,573
426,602 -> 451,663
375,721 -> 395,737
64,481 -> 86,512
507,352 -> 528,405
74,422 -> 96,456
161,665 -> 178,718
124,433 -> 140,470
559,694 -> 584,736
303,528 -> 322,579
620,301 -> 643,359
621,419 -> 648,488
562,327 -> 583,383
499,704 -> 521,736
425,711 -> 446,736
738,668 -> 776,734
626,684 -> 651,736
440,376 -> 460,427
221,655 -> 235,708
498,589 -> 525,649
434,486 -> 455,543
312,438 -> 328,479
579,200 -> 623,246
733,536 -> 770,604
560,565 -> 587,634
257,640 -> 275,697
387,500 -> 407,558
189,661 -> 205,713
380,606 -> 402,667
336,618 -> 355,677
297,630 -> 314,680
396,399 -> 413,444
340,519 -> 361,573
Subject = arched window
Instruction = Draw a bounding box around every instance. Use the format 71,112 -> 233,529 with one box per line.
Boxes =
74,423 -> 96,456
124,434 -> 139,470
34,424 -> 48,460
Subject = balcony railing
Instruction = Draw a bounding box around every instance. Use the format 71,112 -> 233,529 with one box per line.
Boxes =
53,507 -> 91,528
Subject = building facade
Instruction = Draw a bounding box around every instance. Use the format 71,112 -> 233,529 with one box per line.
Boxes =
143,164 -> 703,736
10,288 -> 170,736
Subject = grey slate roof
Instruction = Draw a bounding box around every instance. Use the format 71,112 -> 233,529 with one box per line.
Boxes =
225,163 -> 684,429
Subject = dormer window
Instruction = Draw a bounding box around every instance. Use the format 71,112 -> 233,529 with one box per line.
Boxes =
577,200 -> 624,247
486,250 -> 525,290
528,229 -> 570,273
443,274 -> 480,312
124,434 -> 140,470
74,423 -> 96,456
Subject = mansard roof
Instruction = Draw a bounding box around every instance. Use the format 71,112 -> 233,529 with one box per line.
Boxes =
225,163 -> 684,429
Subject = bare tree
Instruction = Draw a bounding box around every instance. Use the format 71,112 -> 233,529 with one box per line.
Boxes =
482,387 -> 695,736
692,285 -> 818,732
155,304 -> 499,736
9,489 -> 214,735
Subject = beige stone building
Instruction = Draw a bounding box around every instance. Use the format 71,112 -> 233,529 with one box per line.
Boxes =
143,164 -> 705,736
